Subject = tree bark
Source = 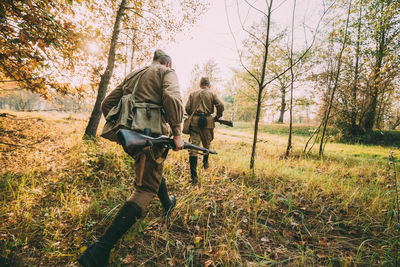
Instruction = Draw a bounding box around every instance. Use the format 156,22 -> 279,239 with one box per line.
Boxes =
319,0 -> 352,156
285,0 -> 296,158
249,0 -> 273,171
362,2 -> 385,132
84,0 -> 127,138
350,4 -> 362,134
277,88 -> 286,123
391,116 -> 400,130
250,88 -> 263,170
130,28 -> 136,72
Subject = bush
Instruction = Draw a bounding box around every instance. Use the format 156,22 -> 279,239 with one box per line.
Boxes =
338,130 -> 400,147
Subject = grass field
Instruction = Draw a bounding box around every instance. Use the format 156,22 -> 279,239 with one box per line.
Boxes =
1,111 -> 399,266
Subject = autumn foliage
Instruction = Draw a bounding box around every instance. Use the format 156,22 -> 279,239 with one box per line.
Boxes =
0,0 -> 82,97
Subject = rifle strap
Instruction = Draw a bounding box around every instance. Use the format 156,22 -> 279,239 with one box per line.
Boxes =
190,150 -> 209,156
135,153 -> 146,186
134,146 -> 168,186
148,146 -> 169,164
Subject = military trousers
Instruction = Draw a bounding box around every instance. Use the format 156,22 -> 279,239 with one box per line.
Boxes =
127,146 -> 166,213
189,127 -> 214,156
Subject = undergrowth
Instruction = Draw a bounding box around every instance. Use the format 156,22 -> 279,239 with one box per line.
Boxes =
0,111 -> 399,266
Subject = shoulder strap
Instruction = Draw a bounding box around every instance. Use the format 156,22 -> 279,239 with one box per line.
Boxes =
187,92 -> 204,121
127,67 -> 150,101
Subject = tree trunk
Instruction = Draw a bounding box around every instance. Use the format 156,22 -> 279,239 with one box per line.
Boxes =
391,116 -> 400,130
285,0 -> 296,158
350,4 -> 362,134
277,88 -> 286,123
130,29 -> 136,72
319,0 -> 352,156
286,71 -> 294,157
249,0 -> 273,171
84,0 -> 127,138
362,2 -> 385,132
250,87 -> 263,170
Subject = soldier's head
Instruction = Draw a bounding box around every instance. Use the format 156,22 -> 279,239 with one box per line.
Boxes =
200,77 -> 210,89
153,49 -> 172,68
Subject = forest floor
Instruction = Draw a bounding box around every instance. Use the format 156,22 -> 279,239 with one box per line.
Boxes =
0,111 -> 399,266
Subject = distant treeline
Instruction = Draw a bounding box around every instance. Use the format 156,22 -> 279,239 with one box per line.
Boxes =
232,122 -> 400,147
0,90 -> 91,113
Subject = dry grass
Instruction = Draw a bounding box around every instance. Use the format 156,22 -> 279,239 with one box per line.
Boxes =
0,111 -> 399,266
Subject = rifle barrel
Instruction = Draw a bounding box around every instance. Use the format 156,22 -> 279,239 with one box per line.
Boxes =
216,119 -> 233,127
184,142 -> 217,154
117,129 -> 217,155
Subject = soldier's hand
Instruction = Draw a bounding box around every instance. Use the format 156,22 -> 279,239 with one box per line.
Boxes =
173,135 -> 184,151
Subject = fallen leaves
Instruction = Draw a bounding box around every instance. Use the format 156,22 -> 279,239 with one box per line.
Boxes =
122,254 -> 135,264
319,237 -> 328,247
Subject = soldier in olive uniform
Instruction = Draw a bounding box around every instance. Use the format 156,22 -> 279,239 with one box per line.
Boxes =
78,50 -> 184,267
185,77 -> 224,184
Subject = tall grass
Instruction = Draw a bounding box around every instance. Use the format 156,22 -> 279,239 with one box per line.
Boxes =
0,112 -> 399,266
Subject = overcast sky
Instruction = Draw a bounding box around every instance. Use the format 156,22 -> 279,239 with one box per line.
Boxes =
165,0 -> 323,94
166,0 -> 238,93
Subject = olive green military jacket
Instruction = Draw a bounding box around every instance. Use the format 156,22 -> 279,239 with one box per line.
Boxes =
185,88 -> 224,129
101,62 -> 183,136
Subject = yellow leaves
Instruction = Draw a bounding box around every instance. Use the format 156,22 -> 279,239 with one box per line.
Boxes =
190,209 -> 200,221
79,246 -> 87,254
194,236 -> 202,247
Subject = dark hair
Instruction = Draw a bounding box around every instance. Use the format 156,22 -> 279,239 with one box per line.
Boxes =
157,55 -> 172,65
200,77 -> 210,87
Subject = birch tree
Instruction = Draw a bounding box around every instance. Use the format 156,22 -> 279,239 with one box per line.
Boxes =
84,0 -> 209,138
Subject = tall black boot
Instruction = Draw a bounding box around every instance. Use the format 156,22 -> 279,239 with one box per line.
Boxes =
78,201 -> 142,267
157,178 -> 176,216
189,156 -> 198,185
203,155 -> 209,169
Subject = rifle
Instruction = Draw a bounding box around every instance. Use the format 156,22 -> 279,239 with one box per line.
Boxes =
215,118 -> 233,127
117,129 -> 217,155
117,129 -> 217,186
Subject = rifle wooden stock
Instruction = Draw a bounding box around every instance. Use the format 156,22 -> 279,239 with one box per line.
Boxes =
117,129 -> 217,155
215,118 -> 233,127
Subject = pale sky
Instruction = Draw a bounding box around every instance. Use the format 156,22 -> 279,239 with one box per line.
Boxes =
165,0 -> 323,95
166,0 -> 238,93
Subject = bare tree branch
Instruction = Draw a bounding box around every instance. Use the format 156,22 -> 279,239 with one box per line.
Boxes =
272,0 -> 290,13
261,0 -> 336,89
224,0 -> 261,85
243,0 -> 268,17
